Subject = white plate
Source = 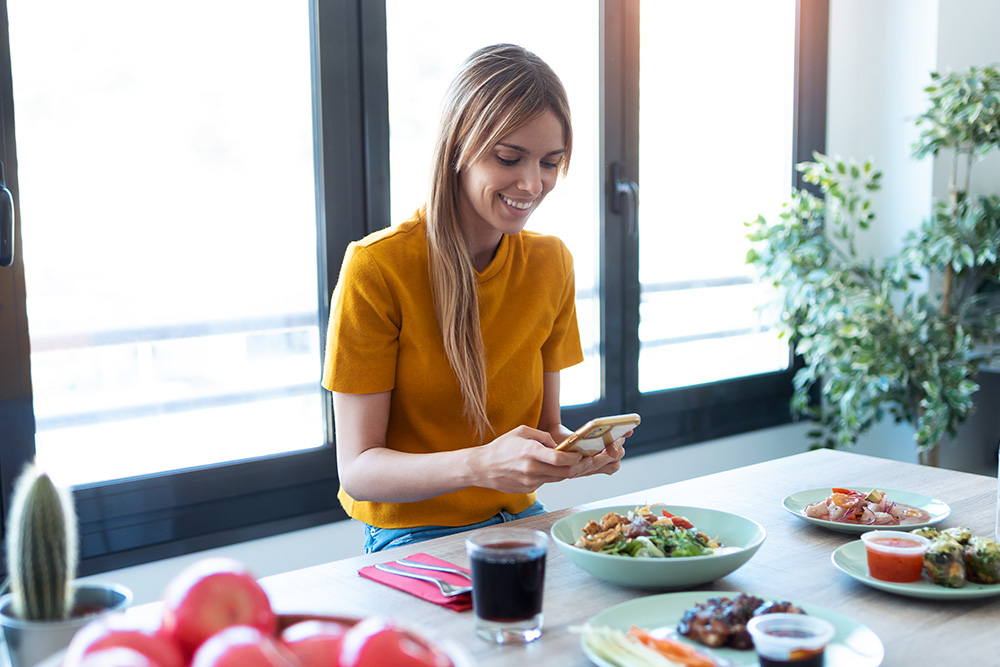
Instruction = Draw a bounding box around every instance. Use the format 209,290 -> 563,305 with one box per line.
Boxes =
831,540 -> 1000,600
582,590 -> 884,666
782,487 -> 950,533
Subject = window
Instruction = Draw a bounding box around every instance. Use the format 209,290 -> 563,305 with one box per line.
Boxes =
9,1 -> 324,488
0,0 -> 359,574
637,1 -> 795,393
0,0 -> 827,572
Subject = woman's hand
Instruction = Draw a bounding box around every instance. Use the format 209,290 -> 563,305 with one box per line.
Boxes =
534,372 -> 629,481
571,431 -> 629,478
470,425 -> 587,494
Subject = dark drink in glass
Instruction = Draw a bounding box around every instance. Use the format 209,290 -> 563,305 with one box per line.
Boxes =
466,528 -> 548,644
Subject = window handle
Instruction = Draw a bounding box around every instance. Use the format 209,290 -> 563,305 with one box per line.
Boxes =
0,161 -> 13,267
611,162 -> 638,237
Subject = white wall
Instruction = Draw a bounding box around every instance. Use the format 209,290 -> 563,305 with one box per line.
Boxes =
825,0 -> 1000,471
826,0 -> 938,261
80,0 -> 1000,606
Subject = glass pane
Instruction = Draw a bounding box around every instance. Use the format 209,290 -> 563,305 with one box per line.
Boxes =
638,0 -> 795,393
9,1 -> 324,486
385,0 -> 601,406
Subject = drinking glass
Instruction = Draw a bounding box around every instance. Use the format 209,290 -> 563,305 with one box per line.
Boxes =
465,527 -> 548,644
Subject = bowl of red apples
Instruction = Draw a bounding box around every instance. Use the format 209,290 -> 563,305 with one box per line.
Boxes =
42,558 -> 471,667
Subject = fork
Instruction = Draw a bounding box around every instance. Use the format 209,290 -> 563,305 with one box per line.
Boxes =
374,564 -> 472,597
394,558 -> 472,580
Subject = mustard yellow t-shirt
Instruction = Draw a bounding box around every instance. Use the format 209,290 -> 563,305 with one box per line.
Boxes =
322,210 -> 583,528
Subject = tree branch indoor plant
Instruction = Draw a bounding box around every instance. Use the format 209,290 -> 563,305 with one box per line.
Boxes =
746,63 -> 1000,466
0,463 -> 132,667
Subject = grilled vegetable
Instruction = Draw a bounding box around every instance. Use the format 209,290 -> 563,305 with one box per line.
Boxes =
911,527 -> 941,540
965,537 -> 1000,584
941,526 -> 972,545
923,538 -> 966,588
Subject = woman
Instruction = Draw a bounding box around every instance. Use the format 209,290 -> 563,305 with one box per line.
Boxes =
322,44 -> 629,552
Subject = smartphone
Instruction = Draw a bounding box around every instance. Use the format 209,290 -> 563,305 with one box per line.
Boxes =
555,413 -> 641,455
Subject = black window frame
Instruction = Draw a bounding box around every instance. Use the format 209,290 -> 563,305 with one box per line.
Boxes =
558,0 -> 828,456
0,0 -> 826,575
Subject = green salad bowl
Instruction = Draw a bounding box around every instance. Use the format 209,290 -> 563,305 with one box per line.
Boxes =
550,504 -> 766,590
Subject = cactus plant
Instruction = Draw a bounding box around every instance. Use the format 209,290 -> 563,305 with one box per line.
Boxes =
4,463 -> 78,621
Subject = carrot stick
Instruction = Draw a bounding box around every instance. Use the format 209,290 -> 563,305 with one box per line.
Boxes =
627,626 -> 718,667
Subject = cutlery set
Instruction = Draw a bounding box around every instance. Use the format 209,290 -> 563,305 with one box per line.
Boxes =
374,559 -> 472,597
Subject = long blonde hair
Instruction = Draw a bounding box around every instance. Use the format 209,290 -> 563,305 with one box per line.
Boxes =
425,44 -> 573,439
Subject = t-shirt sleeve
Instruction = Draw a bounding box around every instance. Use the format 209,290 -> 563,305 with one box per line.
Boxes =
541,241 -> 584,372
321,242 -> 400,394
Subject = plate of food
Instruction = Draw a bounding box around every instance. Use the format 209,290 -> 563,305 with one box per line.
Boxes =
782,487 -> 950,533
579,591 -> 884,666
832,527 -> 1000,600
550,504 -> 765,589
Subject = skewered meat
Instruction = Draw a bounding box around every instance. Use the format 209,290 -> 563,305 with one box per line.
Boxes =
677,594 -> 806,650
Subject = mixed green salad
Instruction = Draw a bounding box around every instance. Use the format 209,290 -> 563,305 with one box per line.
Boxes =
573,505 -> 721,558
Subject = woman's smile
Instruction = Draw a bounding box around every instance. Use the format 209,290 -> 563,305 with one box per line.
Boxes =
499,194 -> 535,211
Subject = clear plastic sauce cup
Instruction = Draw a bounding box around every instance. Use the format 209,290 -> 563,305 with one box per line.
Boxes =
860,530 -> 930,583
746,613 -> 836,667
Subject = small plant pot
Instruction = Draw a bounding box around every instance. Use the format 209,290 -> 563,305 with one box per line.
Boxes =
0,582 -> 132,667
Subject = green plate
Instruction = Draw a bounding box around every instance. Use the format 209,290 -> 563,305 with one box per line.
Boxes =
782,487 -> 950,534
831,539 -> 1000,600
582,591 -> 884,666
551,505 -> 765,589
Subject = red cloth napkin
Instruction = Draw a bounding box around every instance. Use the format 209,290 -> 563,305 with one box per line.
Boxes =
359,552 -> 472,612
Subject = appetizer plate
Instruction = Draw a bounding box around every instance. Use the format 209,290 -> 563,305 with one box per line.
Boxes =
582,591 -> 884,667
831,540 -> 1000,600
551,505 -> 765,589
782,487 -> 950,534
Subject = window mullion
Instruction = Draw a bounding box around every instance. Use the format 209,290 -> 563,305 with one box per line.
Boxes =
597,0 -> 639,417
0,0 -> 36,548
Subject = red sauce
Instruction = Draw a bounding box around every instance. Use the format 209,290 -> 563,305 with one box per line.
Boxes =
871,537 -> 922,549
865,538 -> 925,582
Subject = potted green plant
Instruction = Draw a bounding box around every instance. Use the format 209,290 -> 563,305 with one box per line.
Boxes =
746,63 -> 1000,466
0,463 -> 131,667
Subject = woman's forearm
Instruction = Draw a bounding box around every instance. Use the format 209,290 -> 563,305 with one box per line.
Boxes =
338,445 -> 477,503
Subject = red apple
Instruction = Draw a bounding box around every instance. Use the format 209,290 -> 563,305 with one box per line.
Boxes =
337,617 -> 453,667
160,557 -> 277,657
63,612 -> 185,667
280,619 -> 350,667
77,647 -> 162,667
190,625 -> 301,667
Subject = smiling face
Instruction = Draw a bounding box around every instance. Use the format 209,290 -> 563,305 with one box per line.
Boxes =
456,109 -> 566,266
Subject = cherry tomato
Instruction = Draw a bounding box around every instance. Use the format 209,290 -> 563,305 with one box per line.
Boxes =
830,493 -> 855,508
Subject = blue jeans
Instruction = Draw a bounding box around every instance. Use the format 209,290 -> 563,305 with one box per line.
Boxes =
363,501 -> 547,553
